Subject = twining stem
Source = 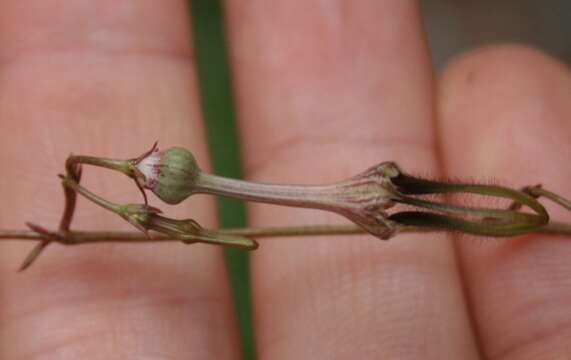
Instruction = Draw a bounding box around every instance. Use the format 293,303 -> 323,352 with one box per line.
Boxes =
19,155 -> 133,271
59,171 -> 78,231
527,185 -> 571,211
20,156 -> 89,270
1,224 -> 364,243
3,220 -> 571,244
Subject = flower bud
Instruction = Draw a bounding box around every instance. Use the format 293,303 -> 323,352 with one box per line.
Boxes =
134,146 -> 201,204
117,203 -> 162,234
146,215 -> 258,249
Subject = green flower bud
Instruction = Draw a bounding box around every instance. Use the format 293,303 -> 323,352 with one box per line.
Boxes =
134,146 -> 200,204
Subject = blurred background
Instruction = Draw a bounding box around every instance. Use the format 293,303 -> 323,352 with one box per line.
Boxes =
422,0 -> 571,68
190,1 -> 571,358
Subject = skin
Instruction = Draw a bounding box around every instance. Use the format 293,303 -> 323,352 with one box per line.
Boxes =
0,1 -> 570,359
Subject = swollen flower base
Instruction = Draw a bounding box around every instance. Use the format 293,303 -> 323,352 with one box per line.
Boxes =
133,144 -> 201,205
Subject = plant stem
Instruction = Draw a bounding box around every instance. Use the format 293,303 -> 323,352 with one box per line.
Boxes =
3,220 -> 571,245
66,155 -> 133,177
61,175 -> 121,213
528,185 -> 571,211
0,225 -> 363,242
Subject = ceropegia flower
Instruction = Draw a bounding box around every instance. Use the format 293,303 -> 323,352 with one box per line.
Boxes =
128,143 -> 549,240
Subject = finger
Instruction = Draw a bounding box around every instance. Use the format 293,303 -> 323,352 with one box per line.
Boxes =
225,1 -> 479,358
439,45 -> 571,359
0,1 -> 239,358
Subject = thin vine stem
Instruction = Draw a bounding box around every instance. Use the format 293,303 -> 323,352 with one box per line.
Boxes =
2,221 -> 571,244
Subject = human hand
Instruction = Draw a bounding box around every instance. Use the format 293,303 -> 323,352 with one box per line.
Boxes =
1,1 -> 570,359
